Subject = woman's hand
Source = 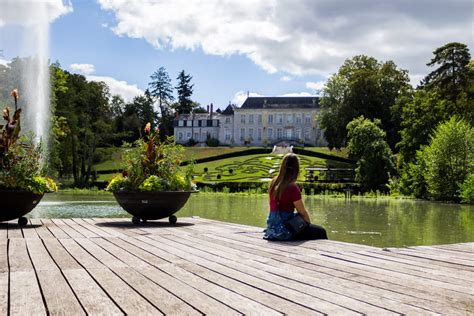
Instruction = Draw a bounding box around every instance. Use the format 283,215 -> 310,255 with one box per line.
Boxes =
293,199 -> 311,224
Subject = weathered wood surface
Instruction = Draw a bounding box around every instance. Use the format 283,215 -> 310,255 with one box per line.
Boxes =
0,217 -> 472,315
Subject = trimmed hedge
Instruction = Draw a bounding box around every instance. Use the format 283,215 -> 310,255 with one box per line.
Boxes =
196,181 -> 361,194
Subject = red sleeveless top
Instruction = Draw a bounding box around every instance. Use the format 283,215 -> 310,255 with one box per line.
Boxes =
269,183 -> 302,212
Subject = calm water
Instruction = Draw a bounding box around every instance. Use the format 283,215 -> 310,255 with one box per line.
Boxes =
31,193 -> 474,248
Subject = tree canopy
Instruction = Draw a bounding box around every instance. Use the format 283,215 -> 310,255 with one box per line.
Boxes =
320,55 -> 411,150
174,70 -> 195,114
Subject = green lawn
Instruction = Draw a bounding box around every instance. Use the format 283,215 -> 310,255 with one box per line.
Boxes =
192,153 -> 352,182
93,146 -> 351,183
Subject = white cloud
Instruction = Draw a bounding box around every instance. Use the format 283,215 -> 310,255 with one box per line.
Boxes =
98,0 -> 472,83
280,92 -> 314,97
86,75 -> 143,102
70,63 -> 96,75
306,81 -> 326,91
0,59 -> 10,67
0,0 -> 72,26
232,91 -> 264,106
280,76 -> 292,82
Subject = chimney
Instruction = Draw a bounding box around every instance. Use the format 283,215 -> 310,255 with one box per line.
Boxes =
207,105 -> 209,113
210,103 -> 213,120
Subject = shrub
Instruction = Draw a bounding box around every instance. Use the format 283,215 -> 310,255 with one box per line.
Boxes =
423,117 -> 473,201
460,174 -> 474,203
186,138 -> 197,146
205,137 -> 219,147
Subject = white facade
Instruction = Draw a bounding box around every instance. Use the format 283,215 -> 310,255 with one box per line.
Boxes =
174,97 -> 326,146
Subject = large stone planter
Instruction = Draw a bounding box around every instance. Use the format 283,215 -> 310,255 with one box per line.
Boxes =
0,190 -> 44,225
113,191 -> 197,224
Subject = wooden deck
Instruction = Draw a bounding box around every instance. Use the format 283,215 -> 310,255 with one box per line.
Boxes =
0,217 -> 473,315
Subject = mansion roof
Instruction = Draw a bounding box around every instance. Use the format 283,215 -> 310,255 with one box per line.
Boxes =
240,96 -> 320,109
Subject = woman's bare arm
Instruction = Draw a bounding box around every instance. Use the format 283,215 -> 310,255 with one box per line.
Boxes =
293,199 -> 311,224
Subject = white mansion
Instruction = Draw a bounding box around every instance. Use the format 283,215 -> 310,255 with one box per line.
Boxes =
173,96 -> 327,146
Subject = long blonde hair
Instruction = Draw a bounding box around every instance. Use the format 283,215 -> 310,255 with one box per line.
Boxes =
269,153 -> 300,200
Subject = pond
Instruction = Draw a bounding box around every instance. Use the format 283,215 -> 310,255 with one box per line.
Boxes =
30,193 -> 474,248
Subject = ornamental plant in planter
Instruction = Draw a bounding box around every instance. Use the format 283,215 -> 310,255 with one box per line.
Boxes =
0,89 -> 57,225
107,123 -> 197,224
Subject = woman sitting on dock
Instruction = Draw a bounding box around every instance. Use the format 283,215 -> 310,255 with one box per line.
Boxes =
264,153 -> 328,241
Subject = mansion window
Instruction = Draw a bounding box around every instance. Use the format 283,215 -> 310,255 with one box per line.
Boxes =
225,117 -> 231,124
305,114 -> 311,124
286,114 -> 293,124
295,128 -> 302,139
225,128 -> 231,141
268,114 -> 273,125
277,114 -> 283,125
240,128 -> 245,140
194,132 -> 199,140
257,114 -> 262,124
249,114 -> 254,124
304,128 -> 311,140
178,120 -> 184,127
277,128 -> 283,139
284,128 -> 292,139
178,132 -> 183,141
268,128 -> 273,139
249,128 -> 254,139
187,132 -> 191,139
257,128 -> 262,141
295,115 -> 302,124
241,114 -> 246,124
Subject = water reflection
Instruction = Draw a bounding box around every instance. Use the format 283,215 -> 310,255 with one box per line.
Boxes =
31,193 -> 474,247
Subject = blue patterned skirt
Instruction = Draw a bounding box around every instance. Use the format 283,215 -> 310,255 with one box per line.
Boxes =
263,211 -> 298,241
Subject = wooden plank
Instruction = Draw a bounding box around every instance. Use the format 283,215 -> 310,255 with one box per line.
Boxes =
58,239 -> 104,269
73,238 -> 128,269
170,233 -> 434,315
100,237 -> 282,315
387,248 -> 474,269
336,251 -> 472,286
8,239 -> 46,315
435,242 -> 474,252
36,270 -> 85,315
86,268 -> 161,315
109,267 -> 201,316
7,221 -> 23,239
0,240 -> 7,273
97,237 -> 240,315
59,237 -> 161,314
109,237 -> 303,315
29,218 -> 55,239
155,263 -> 283,316
25,238 -> 85,314
363,248 -> 474,274
62,219 -> 100,238
0,272 -> 7,316
51,219 -> 84,239
140,266 -> 244,315
41,238 -> 82,271
0,223 -> 7,240
71,219 -> 115,238
197,233 -> 468,314
407,245 -> 474,262
20,221 -> 40,239
9,271 -> 46,315
140,235 -> 362,315
206,231 -> 474,299
41,219 -> 70,239
91,218 -> 145,237
82,218 -> 129,238
62,269 -> 123,315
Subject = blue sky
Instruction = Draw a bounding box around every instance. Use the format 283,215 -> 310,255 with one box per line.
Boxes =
1,0 -> 473,110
